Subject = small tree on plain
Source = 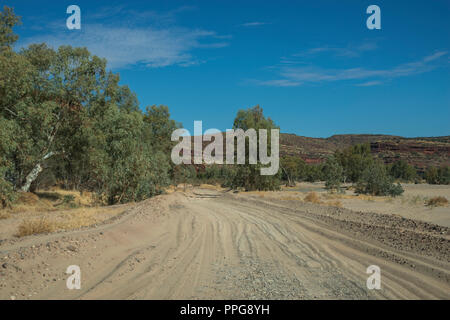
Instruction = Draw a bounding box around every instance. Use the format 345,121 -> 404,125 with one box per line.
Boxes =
323,156 -> 344,193
356,161 -> 404,197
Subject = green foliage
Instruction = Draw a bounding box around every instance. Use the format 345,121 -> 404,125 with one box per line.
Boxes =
0,6 -> 20,52
54,194 -> 78,208
425,167 -> 439,184
87,110 -> 171,204
226,164 -> 281,191
323,156 -> 344,193
389,160 -> 417,182
172,165 -> 197,191
0,6 -> 177,204
335,143 -> 374,183
228,105 -> 280,191
303,164 -> 324,182
0,165 -> 16,208
0,6 -> 431,206
425,166 -> 450,185
280,156 -> 305,186
0,77 -> 20,207
144,105 -> 181,154
216,165 -> 238,188
233,105 -> 277,132
194,165 -> 234,185
356,161 -> 404,197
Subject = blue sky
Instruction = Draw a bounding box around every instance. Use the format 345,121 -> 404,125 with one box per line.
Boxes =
8,0 -> 450,137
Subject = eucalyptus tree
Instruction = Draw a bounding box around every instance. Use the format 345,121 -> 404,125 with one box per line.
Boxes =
229,105 -> 281,191
0,6 -> 175,204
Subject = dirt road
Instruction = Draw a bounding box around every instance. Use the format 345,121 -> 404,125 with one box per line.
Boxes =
0,188 -> 449,300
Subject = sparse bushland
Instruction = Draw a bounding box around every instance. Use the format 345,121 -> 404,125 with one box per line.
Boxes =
335,143 -> 373,183
279,144 -> 412,197
355,161 -> 404,197
388,160 -> 417,182
280,146 -> 448,189
0,6 -> 447,216
303,164 -> 324,182
225,164 -> 281,191
195,165 -> 227,185
278,157 -> 323,183
0,6 -> 176,205
323,156 -> 344,193
280,155 -> 305,187
425,166 -> 450,185
1,7 -> 279,204
172,164 -> 198,191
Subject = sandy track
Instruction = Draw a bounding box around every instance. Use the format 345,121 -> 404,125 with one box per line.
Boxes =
0,188 -> 449,300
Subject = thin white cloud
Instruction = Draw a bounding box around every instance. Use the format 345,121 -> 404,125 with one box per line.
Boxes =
356,80 -> 383,87
293,42 -> 379,59
255,79 -> 302,87
241,22 -> 270,27
88,5 -> 196,26
19,7 -> 229,69
253,50 -> 448,87
423,51 -> 447,62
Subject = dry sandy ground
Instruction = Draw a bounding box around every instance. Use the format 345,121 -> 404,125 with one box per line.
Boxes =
0,187 -> 449,300
281,182 -> 450,227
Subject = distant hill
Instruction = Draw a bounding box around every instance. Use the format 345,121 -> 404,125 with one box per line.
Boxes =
280,133 -> 450,172
188,133 -> 450,172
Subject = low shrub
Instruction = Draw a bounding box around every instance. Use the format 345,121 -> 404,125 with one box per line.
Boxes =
355,162 -> 404,197
426,196 -> 448,207
0,175 -> 16,209
16,218 -> 55,237
304,192 -> 321,204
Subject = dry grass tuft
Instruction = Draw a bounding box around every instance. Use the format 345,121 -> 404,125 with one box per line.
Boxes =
43,189 -> 95,207
17,192 -> 40,205
409,195 -> 425,206
9,188 -> 96,214
304,192 -> 321,204
3,187 -> 128,238
16,218 -> 55,237
0,211 -> 11,220
426,196 -> 448,207
53,207 -> 123,231
14,206 -> 125,237
321,193 -> 342,200
280,195 -> 303,201
326,200 -> 343,207
13,205 -> 126,237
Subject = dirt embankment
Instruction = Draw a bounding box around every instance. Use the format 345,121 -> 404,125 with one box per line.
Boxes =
0,188 -> 449,300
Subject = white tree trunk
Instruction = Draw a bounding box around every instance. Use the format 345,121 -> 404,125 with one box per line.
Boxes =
20,152 -> 56,192
20,163 -> 43,192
